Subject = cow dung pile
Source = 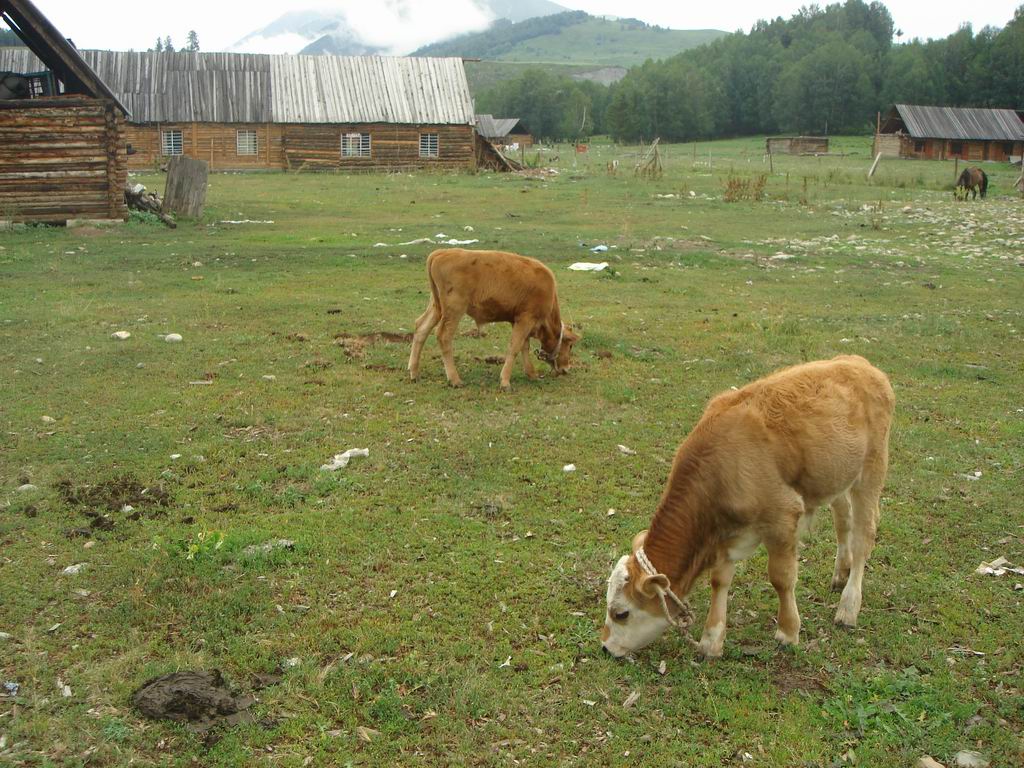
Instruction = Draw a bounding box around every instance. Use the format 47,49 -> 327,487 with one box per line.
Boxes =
132,670 -> 255,732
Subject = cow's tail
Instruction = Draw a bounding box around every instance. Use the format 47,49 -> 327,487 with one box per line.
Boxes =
425,249 -> 443,315
980,169 -> 988,198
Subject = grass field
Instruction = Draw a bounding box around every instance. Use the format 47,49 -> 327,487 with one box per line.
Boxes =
1,136 -> 1022,767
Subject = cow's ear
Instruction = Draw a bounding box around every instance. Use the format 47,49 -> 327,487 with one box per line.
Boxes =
565,328 -> 581,343
636,572 -> 669,599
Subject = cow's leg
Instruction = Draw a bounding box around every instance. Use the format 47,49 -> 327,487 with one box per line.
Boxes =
835,448 -> 887,627
697,558 -> 736,658
470,320 -> 487,338
499,321 -> 532,391
830,492 -> 853,592
520,338 -> 538,380
766,538 -> 800,646
408,300 -> 440,381
436,312 -> 465,387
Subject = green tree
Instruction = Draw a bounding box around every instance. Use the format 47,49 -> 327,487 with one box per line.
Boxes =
186,30 -> 200,52
153,37 -> 163,52
164,36 -> 174,53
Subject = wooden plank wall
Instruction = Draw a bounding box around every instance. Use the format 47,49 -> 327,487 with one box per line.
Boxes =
124,122 -> 474,172
0,99 -> 127,222
126,123 -> 284,170
282,123 -> 475,172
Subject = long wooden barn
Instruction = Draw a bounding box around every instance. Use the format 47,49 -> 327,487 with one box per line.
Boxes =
875,104 -> 1024,162
0,0 -> 127,223
0,48 -> 477,172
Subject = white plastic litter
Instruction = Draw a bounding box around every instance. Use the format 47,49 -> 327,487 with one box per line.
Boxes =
568,262 -> 609,272
975,556 -> 1024,576
616,444 -> 636,456
563,464 -> 576,473
111,331 -> 131,340
218,220 -> 274,224
590,244 -> 609,253
439,238 -> 479,246
321,448 -> 369,471
397,237 -> 435,246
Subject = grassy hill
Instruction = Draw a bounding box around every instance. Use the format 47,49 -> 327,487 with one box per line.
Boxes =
413,11 -> 727,67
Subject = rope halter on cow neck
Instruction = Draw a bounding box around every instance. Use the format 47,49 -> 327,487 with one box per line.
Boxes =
635,546 -> 697,642
535,323 -> 565,363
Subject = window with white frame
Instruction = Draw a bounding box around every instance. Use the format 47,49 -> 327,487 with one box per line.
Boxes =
419,132 -> 439,158
161,129 -> 183,156
341,132 -> 371,157
236,129 -> 258,156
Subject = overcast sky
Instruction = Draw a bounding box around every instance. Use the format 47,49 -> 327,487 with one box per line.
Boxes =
12,0 -> 1023,54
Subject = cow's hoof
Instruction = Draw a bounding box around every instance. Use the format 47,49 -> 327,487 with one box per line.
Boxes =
830,576 -> 849,593
774,628 -> 799,647
447,380 -> 464,389
833,609 -> 858,628
500,384 -> 512,393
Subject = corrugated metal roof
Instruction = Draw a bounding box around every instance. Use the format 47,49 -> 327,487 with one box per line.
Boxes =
476,114 -> 522,139
0,48 -> 474,125
894,104 -> 1024,141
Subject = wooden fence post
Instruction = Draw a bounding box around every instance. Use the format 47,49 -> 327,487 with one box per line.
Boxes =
867,152 -> 882,178
163,155 -> 209,219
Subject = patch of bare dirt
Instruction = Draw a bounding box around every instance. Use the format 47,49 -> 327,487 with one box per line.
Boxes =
770,657 -> 828,696
334,331 -> 412,359
57,475 -> 171,531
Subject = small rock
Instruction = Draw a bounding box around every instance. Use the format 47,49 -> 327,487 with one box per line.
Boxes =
164,333 -> 183,343
111,331 -> 131,340
616,444 -> 636,456
954,751 -> 989,768
136,363 -> 145,369
61,563 -> 86,576
243,539 -> 295,557
262,374 -> 276,381
917,757 -> 946,768
16,483 -> 38,493
2,681 -> 19,697
562,464 -> 576,473
41,415 -> 55,423
170,454 -> 181,460
283,657 -> 301,668
0,632 -> 12,641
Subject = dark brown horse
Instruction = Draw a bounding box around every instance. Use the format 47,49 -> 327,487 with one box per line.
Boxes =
955,167 -> 988,200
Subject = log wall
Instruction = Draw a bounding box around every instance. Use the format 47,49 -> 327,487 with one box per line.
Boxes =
0,98 -> 127,223
874,134 -> 1023,162
124,122 -> 476,172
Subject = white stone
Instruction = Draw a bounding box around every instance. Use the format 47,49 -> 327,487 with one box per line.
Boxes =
111,331 -> 131,340
16,483 -> 38,493
164,333 -> 183,343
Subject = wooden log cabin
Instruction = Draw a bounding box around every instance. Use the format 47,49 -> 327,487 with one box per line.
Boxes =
0,48 -> 478,173
874,104 -> 1024,162
0,0 -> 127,223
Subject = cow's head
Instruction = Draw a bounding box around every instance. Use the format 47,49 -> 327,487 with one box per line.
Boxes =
600,531 -> 672,658
536,325 -> 581,375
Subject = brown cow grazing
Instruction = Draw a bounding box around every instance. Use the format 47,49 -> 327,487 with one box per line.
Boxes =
408,248 -> 580,390
602,355 -> 894,658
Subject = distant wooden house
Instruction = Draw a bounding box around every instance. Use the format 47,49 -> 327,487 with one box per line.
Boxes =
0,0 -> 127,223
476,114 -> 532,148
875,104 -> 1024,162
0,49 -> 478,172
765,136 -> 829,155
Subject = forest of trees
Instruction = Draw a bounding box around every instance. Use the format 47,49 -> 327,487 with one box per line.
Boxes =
477,0 -> 1024,143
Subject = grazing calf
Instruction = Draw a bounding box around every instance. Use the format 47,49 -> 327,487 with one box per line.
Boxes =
408,248 -> 580,390
602,355 -> 894,658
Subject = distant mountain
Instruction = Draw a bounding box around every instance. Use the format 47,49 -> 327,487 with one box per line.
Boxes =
411,11 -> 728,67
230,0 -> 568,56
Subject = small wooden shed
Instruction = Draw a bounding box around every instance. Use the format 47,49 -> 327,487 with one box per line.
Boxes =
875,104 -> 1024,162
0,0 -> 127,223
476,114 -> 532,148
765,136 -> 829,155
